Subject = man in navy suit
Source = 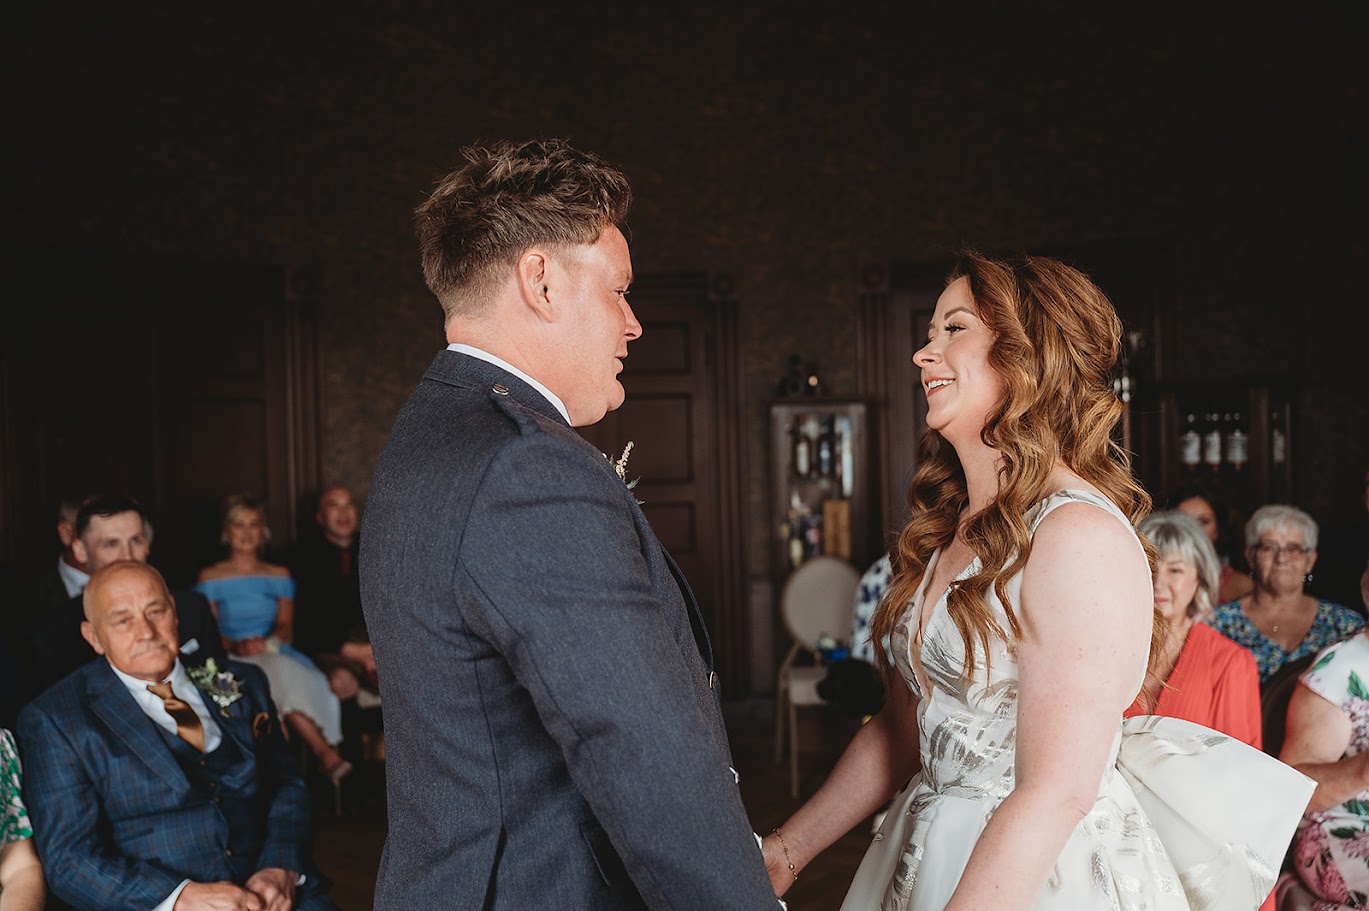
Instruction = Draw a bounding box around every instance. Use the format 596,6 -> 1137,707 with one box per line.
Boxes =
362,138 -> 782,909
18,560 -> 337,911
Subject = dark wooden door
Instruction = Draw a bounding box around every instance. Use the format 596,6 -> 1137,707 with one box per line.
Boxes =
575,273 -> 749,696
0,252 -> 318,591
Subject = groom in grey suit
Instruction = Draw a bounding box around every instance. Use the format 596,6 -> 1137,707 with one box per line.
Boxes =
361,138 -> 782,909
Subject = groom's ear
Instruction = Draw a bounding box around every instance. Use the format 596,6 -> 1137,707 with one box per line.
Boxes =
517,248 -> 555,321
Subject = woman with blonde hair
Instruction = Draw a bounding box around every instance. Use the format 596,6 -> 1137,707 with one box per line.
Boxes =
760,251 -> 1310,911
195,494 -> 351,785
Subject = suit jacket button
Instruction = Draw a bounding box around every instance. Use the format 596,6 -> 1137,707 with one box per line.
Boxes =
709,671 -> 718,689
491,384 -> 509,395
225,848 -> 234,858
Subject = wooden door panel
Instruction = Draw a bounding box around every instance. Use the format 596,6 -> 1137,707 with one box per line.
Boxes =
0,253 -> 316,592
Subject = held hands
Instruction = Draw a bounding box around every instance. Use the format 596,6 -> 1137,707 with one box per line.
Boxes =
244,867 -> 298,911
173,881 -> 265,911
232,637 -> 269,657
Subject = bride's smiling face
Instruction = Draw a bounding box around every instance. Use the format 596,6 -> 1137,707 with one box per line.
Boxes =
912,277 -> 1005,448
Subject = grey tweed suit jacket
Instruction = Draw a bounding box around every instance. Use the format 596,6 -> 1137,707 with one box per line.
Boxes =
361,350 -> 779,910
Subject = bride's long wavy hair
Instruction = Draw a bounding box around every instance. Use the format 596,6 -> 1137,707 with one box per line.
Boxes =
870,250 -> 1163,685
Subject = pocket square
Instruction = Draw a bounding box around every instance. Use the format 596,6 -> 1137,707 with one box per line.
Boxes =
180,638 -> 201,655
252,712 -> 273,739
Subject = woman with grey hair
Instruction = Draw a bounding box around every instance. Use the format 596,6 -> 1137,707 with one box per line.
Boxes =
1211,503 -> 1363,682
1126,511 -> 1262,751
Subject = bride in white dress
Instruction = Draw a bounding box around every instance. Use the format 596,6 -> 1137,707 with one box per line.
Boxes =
760,251 -> 1312,911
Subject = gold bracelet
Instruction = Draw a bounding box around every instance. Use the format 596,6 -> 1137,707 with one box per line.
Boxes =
772,827 -> 798,881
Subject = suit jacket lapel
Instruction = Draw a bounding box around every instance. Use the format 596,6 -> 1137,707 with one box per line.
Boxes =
86,662 -> 189,792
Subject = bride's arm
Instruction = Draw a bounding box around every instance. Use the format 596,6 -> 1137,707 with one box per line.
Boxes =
943,503 -> 1152,911
761,676 -> 921,896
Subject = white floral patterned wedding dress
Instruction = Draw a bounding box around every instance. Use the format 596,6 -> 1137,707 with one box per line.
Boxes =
840,490 -> 1314,911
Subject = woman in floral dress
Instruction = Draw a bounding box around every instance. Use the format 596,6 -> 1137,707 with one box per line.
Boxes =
0,728 -> 44,911
1283,629 -> 1369,909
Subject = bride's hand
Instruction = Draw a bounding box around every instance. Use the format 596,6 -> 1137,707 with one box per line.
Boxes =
761,832 -> 797,897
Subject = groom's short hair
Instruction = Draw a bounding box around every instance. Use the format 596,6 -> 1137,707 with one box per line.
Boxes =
414,137 -> 633,322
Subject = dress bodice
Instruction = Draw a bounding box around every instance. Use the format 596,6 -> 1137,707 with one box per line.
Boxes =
194,575 -> 295,641
890,489 -> 1134,800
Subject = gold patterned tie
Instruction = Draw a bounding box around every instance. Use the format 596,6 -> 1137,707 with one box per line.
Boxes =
146,682 -> 206,752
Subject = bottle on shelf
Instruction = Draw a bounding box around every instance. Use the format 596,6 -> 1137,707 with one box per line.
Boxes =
1224,411 -> 1248,473
1179,412 -> 1201,473
815,415 -> 837,478
1271,408 -> 1287,466
786,492 -> 807,569
837,415 -> 854,498
789,417 -> 812,478
1201,412 -> 1223,473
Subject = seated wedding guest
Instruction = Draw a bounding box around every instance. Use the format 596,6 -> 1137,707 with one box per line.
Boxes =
18,561 -> 338,911
1173,481 -> 1254,604
1127,511 -> 1263,749
0,727 -> 45,911
13,491 -> 95,702
1210,503 -> 1363,683
23,493 -> 228,698
1280,625 -> 1369,909
286,485 -> 375,698
195,494 -> 350,785
285,485 -> 380,767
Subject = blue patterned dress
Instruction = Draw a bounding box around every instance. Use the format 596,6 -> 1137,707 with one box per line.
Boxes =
1209,598 -> 1364,682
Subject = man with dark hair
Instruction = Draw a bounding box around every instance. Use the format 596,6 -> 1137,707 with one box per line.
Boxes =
18,561 -> 338,911
363,139 -> 782,909
22,494 -> 228,698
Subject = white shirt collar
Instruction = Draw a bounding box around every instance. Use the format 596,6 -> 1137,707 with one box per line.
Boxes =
447,343 -> 570,424
109,656 -> 192,696
58,557 -> 89,599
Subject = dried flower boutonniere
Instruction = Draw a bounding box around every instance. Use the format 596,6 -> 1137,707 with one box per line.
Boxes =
605,441 -> 643,503
187,658 -> 245,718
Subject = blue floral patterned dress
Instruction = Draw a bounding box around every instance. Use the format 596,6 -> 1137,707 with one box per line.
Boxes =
1292,630 -> 1369,909
1209,598 -> 1364,682
1,728 -> 33,847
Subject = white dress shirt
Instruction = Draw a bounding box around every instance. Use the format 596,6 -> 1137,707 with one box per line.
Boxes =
58,557 -> 88,599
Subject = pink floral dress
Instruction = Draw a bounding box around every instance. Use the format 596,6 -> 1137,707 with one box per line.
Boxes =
1294,630 -> 1369,910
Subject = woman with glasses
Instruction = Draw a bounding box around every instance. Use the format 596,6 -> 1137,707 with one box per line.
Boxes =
1210,503 -> 1364,682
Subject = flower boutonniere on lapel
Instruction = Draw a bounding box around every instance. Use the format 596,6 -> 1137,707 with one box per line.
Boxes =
188,658 -> 245,718
604,441 -> 643,504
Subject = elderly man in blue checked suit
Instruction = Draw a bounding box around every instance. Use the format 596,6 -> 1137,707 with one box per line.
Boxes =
361,138 -> 786,909
18,560 -> 337,911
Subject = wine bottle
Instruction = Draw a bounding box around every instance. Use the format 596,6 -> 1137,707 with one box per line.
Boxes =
1225,411 -> 1248,472
815,415 -> 837,477
1179,412 -> 1201,472
1202,412 -> 1223,471
790,417 -> 812,478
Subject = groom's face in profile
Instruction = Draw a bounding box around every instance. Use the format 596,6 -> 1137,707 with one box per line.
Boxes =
543,225 -> 641,427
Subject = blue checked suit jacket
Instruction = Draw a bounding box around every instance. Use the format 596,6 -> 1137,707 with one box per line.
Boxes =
361,351 -> 780,910
17,658 -> 317,911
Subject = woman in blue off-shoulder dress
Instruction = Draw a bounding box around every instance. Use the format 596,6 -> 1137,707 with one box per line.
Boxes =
760,251 -> 1313,911
196,494 -> 349,783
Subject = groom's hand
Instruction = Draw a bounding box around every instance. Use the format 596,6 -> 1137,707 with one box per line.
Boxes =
761,833 -> 797,897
